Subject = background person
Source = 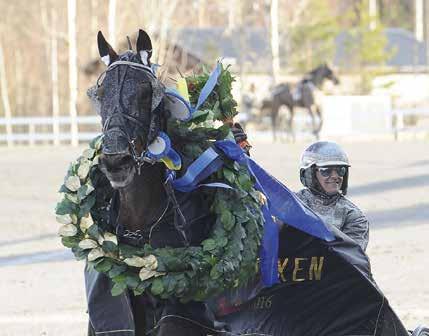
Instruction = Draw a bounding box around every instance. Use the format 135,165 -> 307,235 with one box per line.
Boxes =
296,141 -> 369,251
239,83 -> 256,128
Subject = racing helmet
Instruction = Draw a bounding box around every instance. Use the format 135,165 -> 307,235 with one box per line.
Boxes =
299,141 -> 350,195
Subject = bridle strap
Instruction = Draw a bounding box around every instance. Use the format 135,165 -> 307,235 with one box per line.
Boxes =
107,60 -> 155,78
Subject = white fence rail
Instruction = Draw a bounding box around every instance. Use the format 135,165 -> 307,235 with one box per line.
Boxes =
0,116 -> 101,146
1,99 -> 428,146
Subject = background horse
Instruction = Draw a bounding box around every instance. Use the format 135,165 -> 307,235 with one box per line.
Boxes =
263,63 -> 339,141
90,29 -> 218,336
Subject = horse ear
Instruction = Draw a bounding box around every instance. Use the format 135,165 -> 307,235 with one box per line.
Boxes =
136,29 -> 152,66
97,31 -> 118,66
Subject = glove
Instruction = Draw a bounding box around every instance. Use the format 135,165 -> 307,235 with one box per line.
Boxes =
231,122 -> 252,155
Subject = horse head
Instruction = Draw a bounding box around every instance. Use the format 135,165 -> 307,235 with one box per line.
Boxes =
92,30 -> 166,189
307,63 -> 340,88
320,62 -> 340,85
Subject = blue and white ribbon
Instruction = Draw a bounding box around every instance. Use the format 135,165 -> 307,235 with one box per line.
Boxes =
145,132 -> 182,170
165,63 -> 222,121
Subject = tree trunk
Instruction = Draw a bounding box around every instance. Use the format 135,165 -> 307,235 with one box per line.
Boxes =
236,0 -> 246,116
425,0 -> 429,66
369,0 -> 377,30
40,0 -> 51,118
156,0 -> 178,66
14,49 -> 24,116
415,0 -> 424,41
108,0 -> 116,47
68,0 -> 78,146
270,0 -> 280,85
91,0 -> 99,58
0,40 -> 13,147
51,6 -> 60,146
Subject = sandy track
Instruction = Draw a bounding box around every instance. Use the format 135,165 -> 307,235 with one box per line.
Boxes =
0,140 -> 428,335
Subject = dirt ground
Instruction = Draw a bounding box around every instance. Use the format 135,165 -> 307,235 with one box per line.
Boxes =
0,139 -> 428,335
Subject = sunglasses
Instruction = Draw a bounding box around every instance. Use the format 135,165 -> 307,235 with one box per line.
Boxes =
317,166 -> 347,178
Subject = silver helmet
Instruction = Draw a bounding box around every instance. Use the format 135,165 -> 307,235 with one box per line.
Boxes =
299,141 -> 350,194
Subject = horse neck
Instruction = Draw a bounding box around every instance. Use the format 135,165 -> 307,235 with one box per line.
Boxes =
117,164 -> 167,232
308,70 -> 325,88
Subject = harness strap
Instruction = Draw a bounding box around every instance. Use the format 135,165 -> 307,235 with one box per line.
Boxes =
164,179 -> 189,246
107,60 -> 155,77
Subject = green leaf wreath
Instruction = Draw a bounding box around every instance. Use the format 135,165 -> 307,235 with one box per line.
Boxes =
56,64 -> 265,302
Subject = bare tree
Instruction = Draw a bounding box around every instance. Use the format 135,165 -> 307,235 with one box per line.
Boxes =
91,0 -> 99,58
270,0 -> 280,85
415,0 -> 424,41
155,0 -> 179,67
369,0 -> 377,30
68,0 -> 78,146
51,5 -> 60,145
14,49 -> 24,117
108,0 -> 116,47
0,39 -> 13,147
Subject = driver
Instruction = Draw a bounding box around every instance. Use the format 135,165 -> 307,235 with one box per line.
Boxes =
295,141 -> 369,251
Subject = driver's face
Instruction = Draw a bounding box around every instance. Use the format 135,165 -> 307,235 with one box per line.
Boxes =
316,167 -> 344,195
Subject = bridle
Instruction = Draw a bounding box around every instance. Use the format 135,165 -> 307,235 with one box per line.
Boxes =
97,60 -> 165,174
96,59 -> 190,246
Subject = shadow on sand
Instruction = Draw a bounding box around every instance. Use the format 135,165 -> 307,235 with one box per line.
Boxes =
349,174 -> 429,196
404,160 -> 429,168
0,249 -> 73,267
0,233 -> 58,248
366,203 -> 429,228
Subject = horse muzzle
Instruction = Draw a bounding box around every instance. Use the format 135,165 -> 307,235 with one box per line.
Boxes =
102,128 -> 131,155
99,152 -> 136,189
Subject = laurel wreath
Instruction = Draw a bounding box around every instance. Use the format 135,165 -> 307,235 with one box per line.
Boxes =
55,64 -> 264,302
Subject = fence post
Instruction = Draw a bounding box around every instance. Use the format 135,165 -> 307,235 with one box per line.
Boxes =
394,109 -> 404,141
29,122 -> 36,146
53,117 -> 60,146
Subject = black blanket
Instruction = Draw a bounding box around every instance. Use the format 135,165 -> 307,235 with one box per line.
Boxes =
209,225 -> 408,336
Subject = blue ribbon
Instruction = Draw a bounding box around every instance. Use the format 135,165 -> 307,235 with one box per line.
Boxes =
165,63 -> 222,122
172,140 -> 335,287
172,147 -> 226,192
214,140 -> 335,240
164,88 -> 193,122
194,63 -> 222,111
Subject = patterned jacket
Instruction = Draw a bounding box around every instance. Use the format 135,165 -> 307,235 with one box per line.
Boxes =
295,188 -> 369,251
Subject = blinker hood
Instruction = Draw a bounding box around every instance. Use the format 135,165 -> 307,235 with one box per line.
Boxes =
89,61 -> 222,172
96,61 -> 166,157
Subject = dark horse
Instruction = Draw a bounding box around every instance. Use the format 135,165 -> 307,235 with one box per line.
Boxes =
89,30 -> 219,336
263,63 -> 339,141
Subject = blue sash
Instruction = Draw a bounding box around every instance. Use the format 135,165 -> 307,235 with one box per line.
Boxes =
172,140 -> 334,286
